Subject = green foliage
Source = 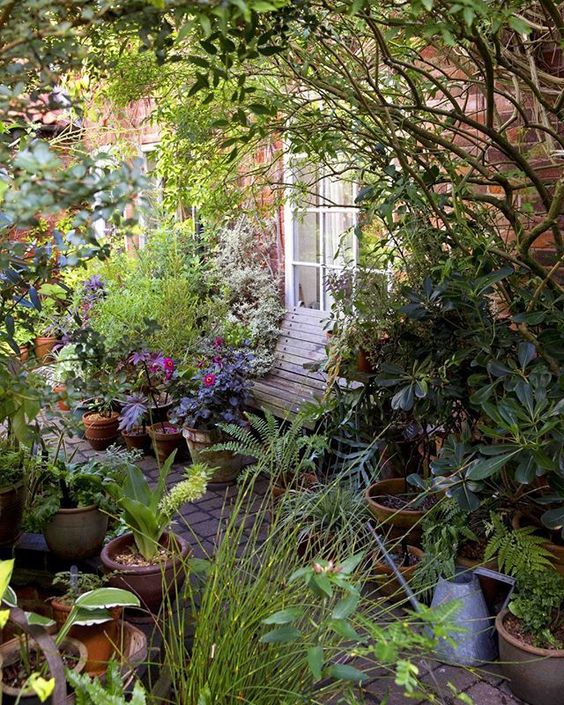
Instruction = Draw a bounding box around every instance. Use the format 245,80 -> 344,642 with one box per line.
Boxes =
484,514 -> 555,577
214,410 -> 328,484
67,661 -> 146,705
0,438 -> 29,487
111,452 -> 208,560
52,571 -> 105,605
509,571 -> 564,649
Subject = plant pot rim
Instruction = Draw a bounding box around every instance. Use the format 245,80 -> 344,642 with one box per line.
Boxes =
0,480 -> 24,495
365,479 -> 425,517
35,335 -> 58,342
373,545 -> 424,572
82,410 -> 119,423
147,423 -> 181,437
495,609 -> 564,658
0,635 -> 87,697
100,531 -> 190,576
51,503 -> 100,515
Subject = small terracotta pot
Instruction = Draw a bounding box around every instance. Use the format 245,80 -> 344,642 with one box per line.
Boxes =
372,545 -> 424,597
43,504 -> 108,560
19,345 -> 30,362
0,482 -> 25,547
271,472 -> 318,500
121,428 -> 151,453
365,478 -> 426,540
496,609 -> 564,705
34,336 -> 58,362
0,635 -> 87,703
100,531 -> 190,614
52,384 -> 69,411
51,598 -> 122,675
183,427 -> 242,483
357,349 -> 374,373
82,411 -> 120,450
147,423 -> 182,464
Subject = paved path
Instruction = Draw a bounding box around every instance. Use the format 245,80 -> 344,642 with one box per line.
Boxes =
63,436 -> 526,705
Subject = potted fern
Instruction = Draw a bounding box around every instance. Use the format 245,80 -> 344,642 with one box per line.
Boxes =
212,410 -> 327,498
101,452 -> 209,613
488,519 -> 564,705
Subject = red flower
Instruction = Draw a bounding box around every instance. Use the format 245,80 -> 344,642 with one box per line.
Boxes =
203,373 -> 216,387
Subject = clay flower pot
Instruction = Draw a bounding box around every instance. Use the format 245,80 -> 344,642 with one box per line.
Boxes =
271,472 -> 318,500
82,411 -> 120,450
148,423 -> 182,464
121,427 -> 151,453
183,427 -> 242,483
0,635 -> 87,704
51,598 -> 122,675
496,609 -> 564,705
0,482 -> 26,547
100,531 -> 190,614
52,384 -> 69,411
43,504 -> 108,560
34,336 -> 58,362
356,348 -> 374,374
19,345 -> 30,362
365,478 -> 427,540
372,545 -> 423,598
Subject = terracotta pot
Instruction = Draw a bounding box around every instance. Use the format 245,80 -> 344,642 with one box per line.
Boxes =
271,471 -> 318,500
357,349 -> 373,374
51,598 -> 121,675
52,384 -> 69,411
43,504 -> 108,560
0,635 -> 87,704
365,478 -> 426,539
82,411 -> 120,450
372,545 -> 424,597
512,511 -> 564,575
183,427 -> 242,483
100,531 -> 190,614
34,336 -> 58,362
496,609 -> 564,705
19,345 -> 30,362
147,423 -> 182,464
0,482 -> 25,547
121,428 -> 151,453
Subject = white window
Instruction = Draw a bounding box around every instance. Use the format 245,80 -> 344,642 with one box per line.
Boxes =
137,143 -> 163,246
284,161 -> 358,310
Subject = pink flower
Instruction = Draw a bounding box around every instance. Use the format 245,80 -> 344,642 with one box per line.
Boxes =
163,357 -> 175,380
213,355 -> 223,365
197,358 -> 207,369
213,336 -> 224,349
203,373 -> 216,387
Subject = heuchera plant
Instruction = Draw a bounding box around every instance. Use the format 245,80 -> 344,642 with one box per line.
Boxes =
172,339 -> 253,430
119,350 -> 176,432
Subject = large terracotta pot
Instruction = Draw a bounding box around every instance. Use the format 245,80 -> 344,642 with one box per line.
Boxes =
43,504 -> 108,560
82,411 -> 120,450
148,423 -> 182,464
0,635 -> 87,704
372,545 -> 423,598
100,531 -> 190,614
0,482 -> 26,547
51,598 -> 121,675
183,427 -> 242,483
496,609 -> 564,705
365,478 -> 426,539
34,336 -> 58,363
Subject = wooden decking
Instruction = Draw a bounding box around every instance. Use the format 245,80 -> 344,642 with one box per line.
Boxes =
250,306 -> 328,418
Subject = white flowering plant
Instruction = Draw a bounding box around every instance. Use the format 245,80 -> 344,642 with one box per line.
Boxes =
110,451 -> 209,560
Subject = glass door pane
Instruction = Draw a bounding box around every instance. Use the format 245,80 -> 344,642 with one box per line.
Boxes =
294,211 -> 320,262
324,211 -> 355,265
294,265 -> 321,309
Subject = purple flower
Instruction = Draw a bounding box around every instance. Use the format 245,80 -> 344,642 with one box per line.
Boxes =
119,393 -> 149,432
213,336 -> 224,349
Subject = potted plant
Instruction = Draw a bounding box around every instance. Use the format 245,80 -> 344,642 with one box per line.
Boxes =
0,438 -> 28,548
32,283 -> 70,362
26,446 -> 134,560
119,350 -> 176,455
101,452 -> 208,613
50,571 -> 123,676
212,410 -> 327,496
372,539 -> 424,598
173,340 -> 254,482
495,568 -> 564,705
279,482 -> 371,560
0,558 -> 140,703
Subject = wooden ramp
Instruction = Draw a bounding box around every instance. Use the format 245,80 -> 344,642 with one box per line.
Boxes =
250,306 -> 328,419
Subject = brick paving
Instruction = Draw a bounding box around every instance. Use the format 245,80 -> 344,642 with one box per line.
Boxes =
20,435 -> 525,705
